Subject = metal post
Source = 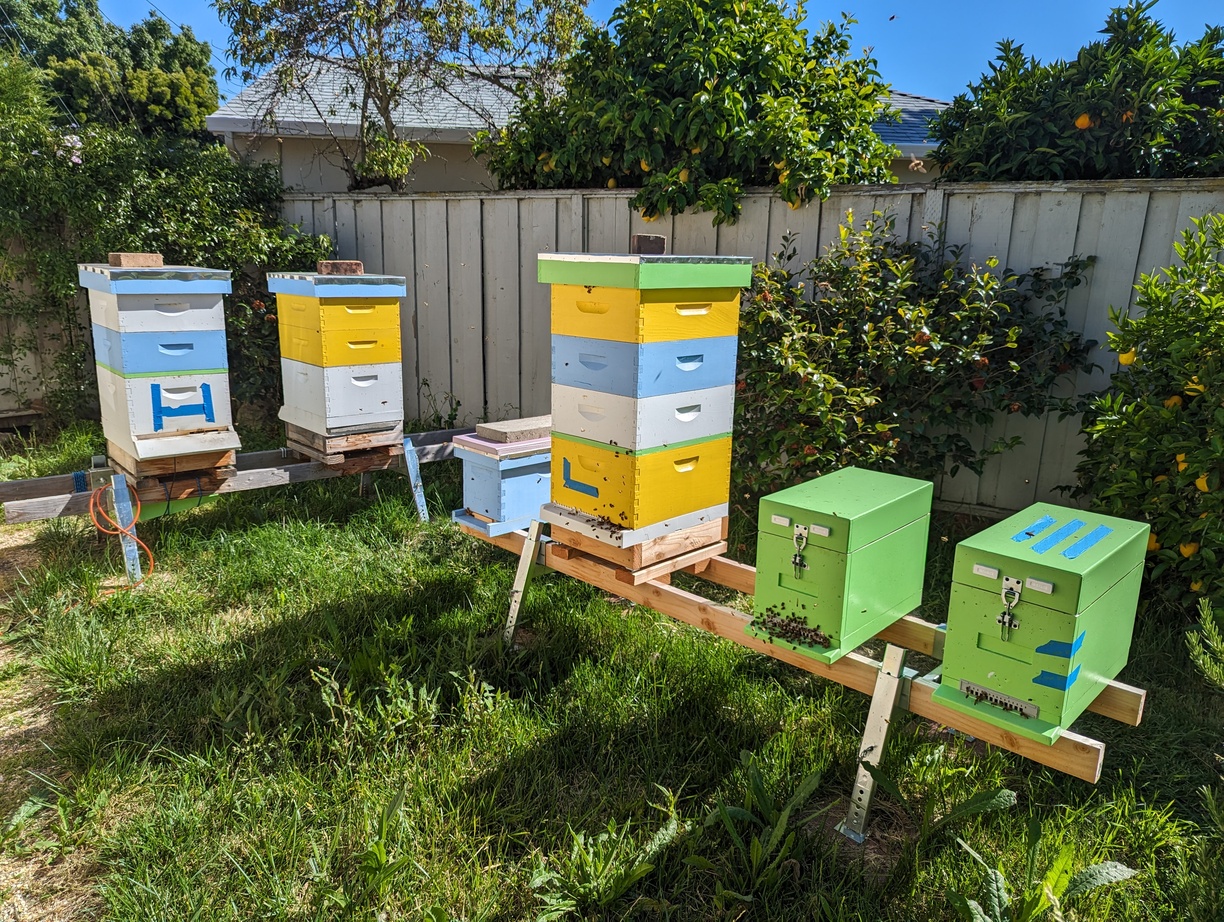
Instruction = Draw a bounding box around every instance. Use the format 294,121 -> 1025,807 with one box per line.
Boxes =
836,643 -> 908,843
403,438 -> 429,522
504,520 -> 546,645
108,473 -> 143,584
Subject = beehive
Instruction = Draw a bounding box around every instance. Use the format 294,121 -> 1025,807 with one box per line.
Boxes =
749,468 -> 933,664
932,503 -> 1148,744
539,253 -> 752,549
79,263 -> 241,462
266,271 -> 406,436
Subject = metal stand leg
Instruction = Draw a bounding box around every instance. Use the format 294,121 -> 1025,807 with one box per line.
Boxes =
504,520 -> 547,646
109,473 -> 143,584
836,643 -> 908,843
403,439 -> 429,522
358,472 -> 373,497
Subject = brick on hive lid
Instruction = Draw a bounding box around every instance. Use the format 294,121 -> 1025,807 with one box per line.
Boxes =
317,260 -> 365,276
475,415 -> 552,444
108,252 -> 164,268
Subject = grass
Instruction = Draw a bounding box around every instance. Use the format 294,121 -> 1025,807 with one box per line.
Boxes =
0,424 -> 1220,920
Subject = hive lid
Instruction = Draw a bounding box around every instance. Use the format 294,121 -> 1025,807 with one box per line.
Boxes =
952,503 -> 1149,615
78,264 -> 232,295
757,467 -> 933,553
537,253 -> 753,290
266,272 -> 407,299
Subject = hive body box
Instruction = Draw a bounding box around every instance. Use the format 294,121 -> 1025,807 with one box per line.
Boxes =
539,253 -> 752,547
750,468 -> 933,664
79,264 -> 241,461
933,503 -> 1148,744
451,431 -> 551,537
266,272 -> 407,436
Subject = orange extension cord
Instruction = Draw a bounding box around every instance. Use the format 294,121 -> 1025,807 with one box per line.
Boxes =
87,482 -> 155,593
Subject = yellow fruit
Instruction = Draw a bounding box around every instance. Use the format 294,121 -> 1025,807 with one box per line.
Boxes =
1177,453 -> 1188,472
537,151 -> 551,161
1180,541 -> 1200,558
1164,395 -> 1183,409
1185,376 -> 1206,396
778,169 -> 790,182
1192,580 -> 1204,592
639,158 -> 651,172
601,155 -> 612,166
1117,349 -> 1137,365
691,145 -> 702,154
1196,474 -> 1211,492
773,159 -> 786,169
1075,112 -> 1093,130
607,177 -> 617,189
788,199 -> 801,210
678,168 -> 690,183
1154,474 -> 1168,483
1147,533 -> 1161,552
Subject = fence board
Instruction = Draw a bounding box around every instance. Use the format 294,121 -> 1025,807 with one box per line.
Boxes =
414,199 -> 453,413
380,198 -> 419,419
448,198 -> 485,422
519,197 -> 557,415
482,197 -> 522,418
355,199 -> 384,274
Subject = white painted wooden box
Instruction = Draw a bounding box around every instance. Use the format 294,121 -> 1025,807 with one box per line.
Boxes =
279,358 -> 404,434
96,366 -> 240,460
551,383 -> 735,452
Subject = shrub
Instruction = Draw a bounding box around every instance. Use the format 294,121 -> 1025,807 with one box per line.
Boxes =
931,1 -> 1224,182
733,215 -> 1092,500
476,0 -> 897,225
1074,214 -> 1224,607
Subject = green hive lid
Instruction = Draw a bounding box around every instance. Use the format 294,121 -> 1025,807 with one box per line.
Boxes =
758,467 -> 933,553
951,503 -> 1149,615
537,253 -> 753,289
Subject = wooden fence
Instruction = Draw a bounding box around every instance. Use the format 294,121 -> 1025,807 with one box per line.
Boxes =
282,178 -> 1224,511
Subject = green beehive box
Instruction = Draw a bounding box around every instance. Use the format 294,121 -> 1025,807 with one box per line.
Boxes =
748,468 -> 933,663
932,503 -> 1148,745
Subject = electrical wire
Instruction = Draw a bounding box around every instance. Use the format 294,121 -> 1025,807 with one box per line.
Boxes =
87,482 -> 155,593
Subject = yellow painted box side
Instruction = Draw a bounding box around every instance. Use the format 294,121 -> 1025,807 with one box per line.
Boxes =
275,293 -> 402,334
278,322 -> 402,368
549,434 -> 732,528
550,286 -> 740,343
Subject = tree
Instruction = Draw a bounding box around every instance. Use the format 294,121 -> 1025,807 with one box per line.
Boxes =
931,1 -> 1224,181
217,0 -> 590,192
476,0 -> 897,225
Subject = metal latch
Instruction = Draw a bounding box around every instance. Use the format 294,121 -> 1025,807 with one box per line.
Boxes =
998,575 -> 1022,641
792,523 -> 808,579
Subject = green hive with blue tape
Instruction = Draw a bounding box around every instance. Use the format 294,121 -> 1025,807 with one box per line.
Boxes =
933,503 -> 1149,744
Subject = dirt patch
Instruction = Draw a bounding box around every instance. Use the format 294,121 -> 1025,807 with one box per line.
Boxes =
0,528 -> 41,611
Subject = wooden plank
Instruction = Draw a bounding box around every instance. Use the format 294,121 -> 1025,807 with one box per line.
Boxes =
1131,190 -> 1182,285
381,198 -> 420,421
1169,190 -> 1224,268
717,195 -> 772,262
615,540 -> 727,585
480,197 -> 521,418
354,199 -> 384,274
585,195 -> 632,253
283,196 -> 316,235
553,517 -> 727,570
518,197 -> 557,416
462,526 -> 1106,783
0,472 -> 81,503
314,198 -> 337,252
107,440 -> 235,480
671,207 -> 719,257
683,554 -> 754,594
447,198 -> 485,422
414,198 -> 453,416
333,198 -> 358,260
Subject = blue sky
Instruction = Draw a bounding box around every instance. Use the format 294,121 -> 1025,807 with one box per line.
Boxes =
99,0 -> 1217,103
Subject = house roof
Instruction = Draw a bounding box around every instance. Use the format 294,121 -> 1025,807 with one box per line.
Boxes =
206,64 -> 950,153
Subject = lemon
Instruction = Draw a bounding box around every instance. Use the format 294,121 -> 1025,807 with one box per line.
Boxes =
691,144 -> 703,154
639,158 -> 651,173
1192,580 -> 1204,592
1154,474 -> 1168,483
1196,474 -> 1211,492
1164,395 -> 1183,409
678,168 -> 690,183
1180,541 -> 1200,558
1118,349 -> 1137,365
607,177 -> 617,189
1147,533 -> 1161,552
778,169 -> 790,182
537,151 -> 551,161
1177,453 -> 1188,472
1185,376 -> 1206,396
601,155 -> 612,166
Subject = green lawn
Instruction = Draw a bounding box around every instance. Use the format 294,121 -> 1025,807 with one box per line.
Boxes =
0,425 -> 1219,920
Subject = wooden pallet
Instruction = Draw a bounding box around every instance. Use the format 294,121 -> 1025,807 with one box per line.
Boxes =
285,422 -> 404,466
549,516 -> 729,585
108,440 -> 236,482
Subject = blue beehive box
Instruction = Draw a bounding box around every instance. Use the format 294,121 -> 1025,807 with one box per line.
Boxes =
451,427 -> 551,536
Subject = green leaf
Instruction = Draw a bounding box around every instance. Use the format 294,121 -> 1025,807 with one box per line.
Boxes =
1062,861 -> 1137,901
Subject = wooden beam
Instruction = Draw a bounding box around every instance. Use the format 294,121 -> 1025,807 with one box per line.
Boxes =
459,525 -> 1107,783
681,554 -> 754,594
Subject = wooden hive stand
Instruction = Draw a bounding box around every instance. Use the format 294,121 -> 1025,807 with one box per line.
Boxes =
107,439 -> 237,483
285,422 -> 405,466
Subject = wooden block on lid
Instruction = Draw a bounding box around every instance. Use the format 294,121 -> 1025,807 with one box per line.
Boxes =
317,260 -> 365,275
475,415 -> 552,443
108,252 -> 164,268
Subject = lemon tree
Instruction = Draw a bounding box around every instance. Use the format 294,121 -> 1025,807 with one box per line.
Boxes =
476,0 -> 896,224
931,1 -> 1224,182
1075,215 -> 1224,605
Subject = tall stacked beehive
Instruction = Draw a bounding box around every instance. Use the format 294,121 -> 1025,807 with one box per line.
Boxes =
266,265 -> 406,462
538,253 -> 752,571
80,256 -> 241,477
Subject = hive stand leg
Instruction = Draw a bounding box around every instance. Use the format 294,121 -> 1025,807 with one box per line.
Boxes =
402,439 -> 429,522
836,643 -> 908,843
504,520 -> 546,646
108,473 -> 143,584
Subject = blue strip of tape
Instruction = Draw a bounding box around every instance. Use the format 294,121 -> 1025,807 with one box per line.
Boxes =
1035,631 -> 1085,659
562,458 -> 600,498
1012,514 -> 1057,543
1031,519 -> 1086,554
1033,665 -> 1081,691
1061,525 -> 1113,560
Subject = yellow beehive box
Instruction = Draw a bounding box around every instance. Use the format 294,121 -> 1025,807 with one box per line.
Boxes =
550,285 -> 740,343
279,323 -> 401,368
274,293 -> 401,334
550,432 -> 732,529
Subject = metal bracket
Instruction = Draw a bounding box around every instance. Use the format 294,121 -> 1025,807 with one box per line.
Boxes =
402,439 -> 429,522
108,473 -> 143,584
836,643 -> 908,843
503,520 -> 549,646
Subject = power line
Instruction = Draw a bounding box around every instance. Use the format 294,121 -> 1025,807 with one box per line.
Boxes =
0,3 -> 84,126
129,0 -> 233,78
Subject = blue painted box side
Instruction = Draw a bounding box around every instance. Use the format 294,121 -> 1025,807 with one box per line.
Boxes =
93,324 -> 229,377
454,446 -> 551,523
78,265 -> 232,295
551,335 -> 739,398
